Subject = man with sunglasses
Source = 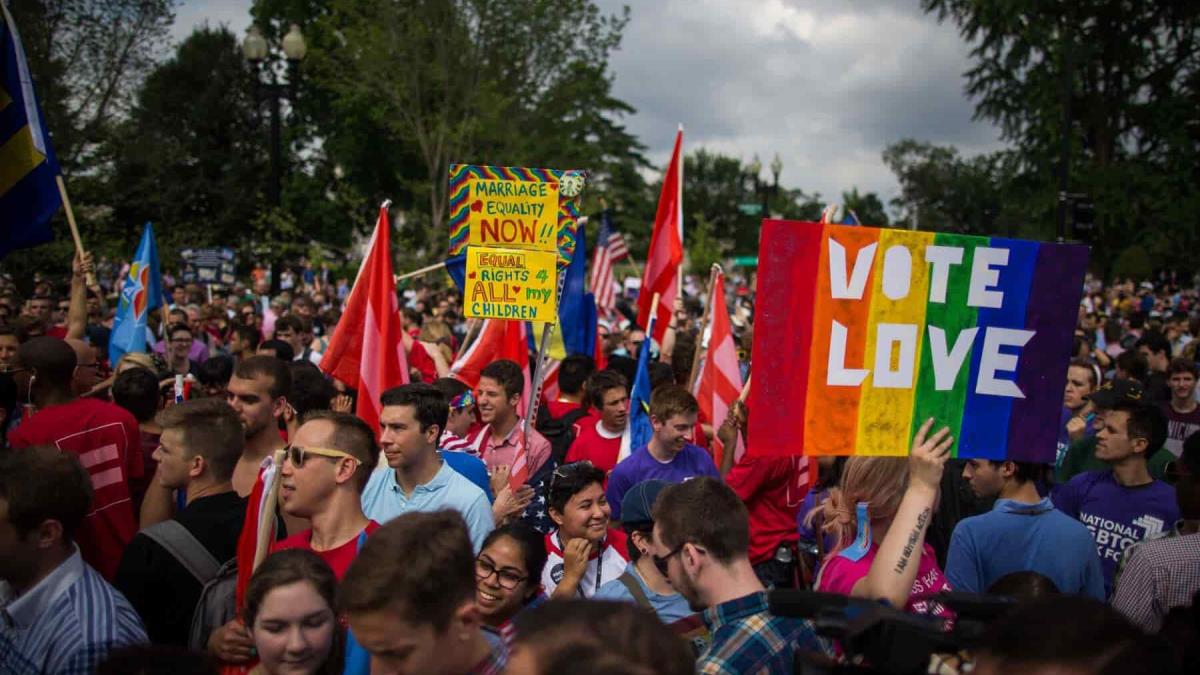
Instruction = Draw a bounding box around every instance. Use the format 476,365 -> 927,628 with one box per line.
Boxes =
651,478 -> 830,672
361,384 -> 494,551
271,410 -> 381,577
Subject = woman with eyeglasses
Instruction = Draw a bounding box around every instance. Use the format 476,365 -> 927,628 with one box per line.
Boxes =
542,462 -> 629,599
244,549 -> 343,675
475,523 -> 548,634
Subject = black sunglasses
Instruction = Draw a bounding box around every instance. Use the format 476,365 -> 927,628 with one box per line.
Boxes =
652,543 -> 685,578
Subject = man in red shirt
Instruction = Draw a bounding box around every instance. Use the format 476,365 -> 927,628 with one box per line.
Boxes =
207,411 -> 382,665
565,370 -> 630,474
544,354 -> 594,419
717,401 -> 810,589
271,410 -> 381,577
8,337 -> 142,580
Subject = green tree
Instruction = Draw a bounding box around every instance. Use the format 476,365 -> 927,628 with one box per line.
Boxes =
922,0 -> 1200,272
252,0 -> 643,266
841,188 -> 889,227
103,26 -> 270,264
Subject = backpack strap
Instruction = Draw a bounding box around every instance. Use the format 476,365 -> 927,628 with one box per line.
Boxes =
617,569 -> 653,610
142,520 -> 221,585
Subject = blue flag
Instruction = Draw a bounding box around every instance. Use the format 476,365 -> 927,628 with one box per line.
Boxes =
0,3 -> 61,259
109,223 -> 164,366
629,312 -> 656,451
444,253 -> 466,292
558,219 -> 597,357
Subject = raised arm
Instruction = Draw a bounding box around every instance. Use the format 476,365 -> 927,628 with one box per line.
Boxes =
851,418 -> 951,609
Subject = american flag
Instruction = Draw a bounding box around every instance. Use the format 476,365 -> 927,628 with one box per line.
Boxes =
590,209 -> 628,317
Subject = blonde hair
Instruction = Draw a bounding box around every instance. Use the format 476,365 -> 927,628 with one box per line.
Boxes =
808,456 -> 909,560
116,352 -> 156,375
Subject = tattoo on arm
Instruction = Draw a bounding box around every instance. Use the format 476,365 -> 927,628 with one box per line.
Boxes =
893,508 -> 932,575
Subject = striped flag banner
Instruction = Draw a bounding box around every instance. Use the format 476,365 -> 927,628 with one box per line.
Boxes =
748,220 -> 1089,462
590,209 -> 626,317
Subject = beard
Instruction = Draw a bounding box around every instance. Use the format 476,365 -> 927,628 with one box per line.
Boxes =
675,568 -> 707,612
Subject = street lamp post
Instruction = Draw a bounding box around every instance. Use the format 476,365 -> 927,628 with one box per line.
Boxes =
243,23 -> 306,294
748,154 -> 764,216
769,153 -> 782,218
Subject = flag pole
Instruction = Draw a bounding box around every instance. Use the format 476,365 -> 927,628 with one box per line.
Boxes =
687,264 -> 721,391
519,252 -> 577,486
55,176 -> 97,287
252,449 -> 287,571
394,260 -> 448,282
454,318 -> 483,361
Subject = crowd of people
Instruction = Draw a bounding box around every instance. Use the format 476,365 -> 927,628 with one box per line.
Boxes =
0,253 -> 1197,675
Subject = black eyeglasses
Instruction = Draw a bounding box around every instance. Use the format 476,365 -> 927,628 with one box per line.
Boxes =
652,544 -> 685,578
474,557 -> 528,590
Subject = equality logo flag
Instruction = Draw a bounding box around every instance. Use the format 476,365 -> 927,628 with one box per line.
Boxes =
748,220 -> 1089,462
0,2 -> 61,258
109,223 -> 163,366
626,311 -> 657,460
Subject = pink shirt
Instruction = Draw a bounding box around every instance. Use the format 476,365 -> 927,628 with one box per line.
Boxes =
817,543 -> 952,616
477,420 -> 552,476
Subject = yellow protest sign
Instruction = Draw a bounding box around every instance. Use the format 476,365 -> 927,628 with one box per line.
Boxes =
464,247 -> 558,322
466,177 -> 560,252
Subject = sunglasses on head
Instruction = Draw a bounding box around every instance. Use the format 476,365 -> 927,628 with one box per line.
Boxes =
549,460 -> 595,491
285,445 -> 359,468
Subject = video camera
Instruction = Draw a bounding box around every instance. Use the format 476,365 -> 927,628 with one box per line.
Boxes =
769,590 -> 1017,675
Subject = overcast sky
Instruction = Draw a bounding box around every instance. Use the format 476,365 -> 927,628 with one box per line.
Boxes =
174,0 -> 1003,210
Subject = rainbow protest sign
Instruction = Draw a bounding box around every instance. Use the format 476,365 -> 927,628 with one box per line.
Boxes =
748,220 -> 1089,462
447,164 -> 583,270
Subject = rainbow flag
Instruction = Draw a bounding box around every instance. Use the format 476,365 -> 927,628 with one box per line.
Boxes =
748,220 -> 1088,463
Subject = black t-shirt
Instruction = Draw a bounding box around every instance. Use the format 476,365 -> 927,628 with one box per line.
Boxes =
114,490 -> 246,646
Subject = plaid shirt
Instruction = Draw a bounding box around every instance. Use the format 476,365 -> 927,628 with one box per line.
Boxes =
1111,530 -> 1200,632
698,591 -> 831,675
467,630 -> 508,675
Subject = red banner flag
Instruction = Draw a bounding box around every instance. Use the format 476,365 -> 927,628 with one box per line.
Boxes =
637,127 -> 684,341
319,203 -> 409,434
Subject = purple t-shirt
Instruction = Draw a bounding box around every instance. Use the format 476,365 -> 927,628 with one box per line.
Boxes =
606,443 -> 719,521
1051,470 -> 1179,596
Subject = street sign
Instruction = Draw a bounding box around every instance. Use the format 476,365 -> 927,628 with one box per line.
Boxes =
738,203 -> 763,216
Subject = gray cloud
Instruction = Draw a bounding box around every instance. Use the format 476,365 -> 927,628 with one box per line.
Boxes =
595,0 -> 1003,205
174,0 -> 1002,208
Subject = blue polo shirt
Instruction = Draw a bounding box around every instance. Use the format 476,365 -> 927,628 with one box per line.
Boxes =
946,497 -> 1106,599
360,461 -> 494,552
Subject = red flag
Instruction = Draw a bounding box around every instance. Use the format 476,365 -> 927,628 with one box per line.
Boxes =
694,269 -> 744,466
450,319 -> 530,395
637,128 -> 684,341
451,318 -> 533,490
319,203 -> 409,434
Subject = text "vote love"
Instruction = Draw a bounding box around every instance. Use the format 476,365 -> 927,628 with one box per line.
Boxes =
826,238 -> 1033,398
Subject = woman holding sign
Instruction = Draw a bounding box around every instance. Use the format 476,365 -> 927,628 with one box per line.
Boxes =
811,419 -> 955,616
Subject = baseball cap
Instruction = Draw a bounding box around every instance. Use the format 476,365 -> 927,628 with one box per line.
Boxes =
1085,379 -> 1143,408
620,479 -> 671,526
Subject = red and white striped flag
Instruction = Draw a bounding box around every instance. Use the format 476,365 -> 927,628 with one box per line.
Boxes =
694,268 -> 744,466
319,202 -> 409,434
590,210 -> 628,318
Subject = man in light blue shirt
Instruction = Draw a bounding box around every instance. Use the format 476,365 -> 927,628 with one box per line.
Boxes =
361,384 -> 493,551
947,459 -> 1105,599
596,480 -> 696,629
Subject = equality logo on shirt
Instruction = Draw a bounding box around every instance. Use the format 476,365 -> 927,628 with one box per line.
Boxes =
1080,513 -> 1164,562
550,562 -> 565,584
